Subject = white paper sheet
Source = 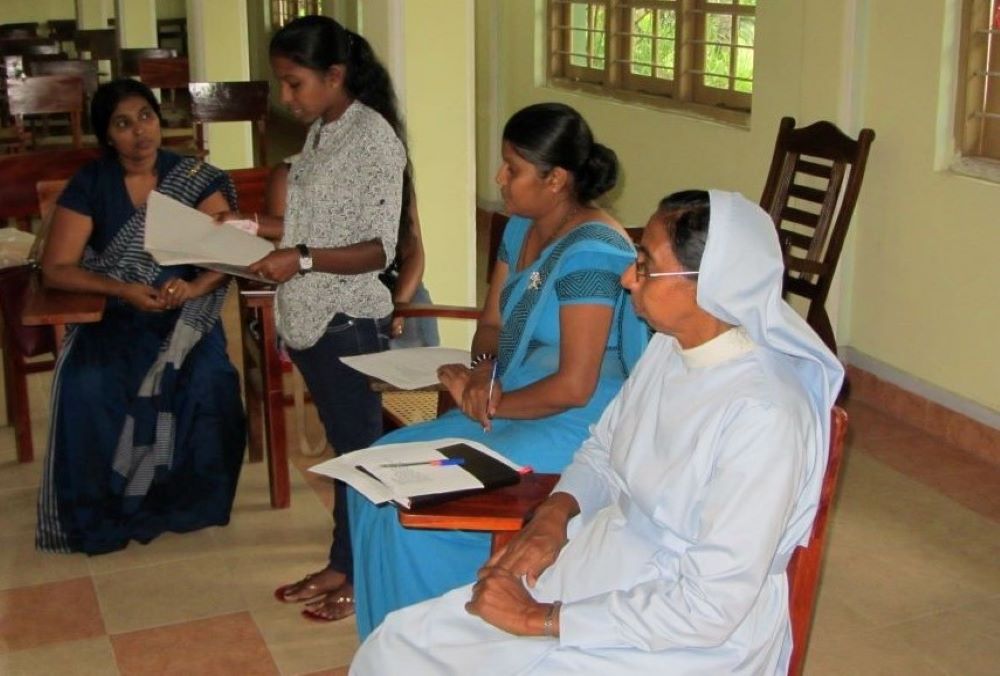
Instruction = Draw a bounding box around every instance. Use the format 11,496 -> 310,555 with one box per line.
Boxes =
340,347 -> 471,390
144,190 -> 274,267
308,438 -> 521,508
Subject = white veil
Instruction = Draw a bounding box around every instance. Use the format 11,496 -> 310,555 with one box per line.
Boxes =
697,190 -> 844,547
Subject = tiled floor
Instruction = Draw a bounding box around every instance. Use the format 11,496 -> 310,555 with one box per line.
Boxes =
1,291 -> 998,674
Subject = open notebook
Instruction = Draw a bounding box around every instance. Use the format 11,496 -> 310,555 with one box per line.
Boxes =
308,438 -> 524,509
143,190 -> 274,280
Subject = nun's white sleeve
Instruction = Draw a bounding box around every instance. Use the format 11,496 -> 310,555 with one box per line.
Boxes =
559,402 -> 807,651
551,382 -> 627,521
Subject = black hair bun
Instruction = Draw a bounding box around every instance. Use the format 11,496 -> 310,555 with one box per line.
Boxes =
576,142 -> 619,202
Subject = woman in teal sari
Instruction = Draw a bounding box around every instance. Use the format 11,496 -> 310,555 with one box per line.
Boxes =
342,103 -> 648,637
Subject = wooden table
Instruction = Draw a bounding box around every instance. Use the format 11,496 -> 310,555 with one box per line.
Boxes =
398,473 -> 560,553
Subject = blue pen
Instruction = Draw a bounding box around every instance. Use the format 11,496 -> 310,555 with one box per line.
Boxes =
484,360 -> 499,431
379,458 -> 465,468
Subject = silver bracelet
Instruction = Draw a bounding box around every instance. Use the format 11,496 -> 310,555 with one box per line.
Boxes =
543,601 -> 562,637
470,352 -> 497,368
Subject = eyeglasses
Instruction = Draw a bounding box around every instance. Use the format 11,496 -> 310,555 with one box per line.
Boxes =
633,258 -> 700,281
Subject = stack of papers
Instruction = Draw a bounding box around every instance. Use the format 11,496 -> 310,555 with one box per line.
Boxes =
143,190 -> 274,280
340,347 -> 471,389
309,438 -> 523,508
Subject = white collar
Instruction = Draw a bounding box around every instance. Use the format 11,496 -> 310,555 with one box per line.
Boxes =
680,326 -> 755,369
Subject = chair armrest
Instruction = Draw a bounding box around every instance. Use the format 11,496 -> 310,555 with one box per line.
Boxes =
394,302 -> 480,320
21,278 -> 105,326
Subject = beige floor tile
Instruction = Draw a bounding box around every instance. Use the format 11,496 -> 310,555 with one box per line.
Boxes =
804,625 -> 947,676
111,611 -> 278,676
0,534 -> 90,591
0,577 -> 105,653
0,637 -> 119,676
84,527 -> 221,576
0,488 -> 42,539
93,553 -> 247,634
223,541 -> 332,612
250,604 -> 359,675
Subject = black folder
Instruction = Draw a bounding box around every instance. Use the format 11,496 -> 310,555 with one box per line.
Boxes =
402,442 -> 522,508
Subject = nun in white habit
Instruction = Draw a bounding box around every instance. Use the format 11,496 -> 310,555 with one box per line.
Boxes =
350,190 -> 844,676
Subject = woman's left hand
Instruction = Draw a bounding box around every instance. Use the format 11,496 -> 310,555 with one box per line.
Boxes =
465,566 -> 547,636
158,278 -> 194,309
248,248 -> 300,284
390,315 -> 405,339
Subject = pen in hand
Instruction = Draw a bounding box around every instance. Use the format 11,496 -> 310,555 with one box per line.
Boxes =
483,360 -> 499,432
379,458 -> 466,468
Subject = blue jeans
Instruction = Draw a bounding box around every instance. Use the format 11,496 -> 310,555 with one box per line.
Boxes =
287,312 -> 391,581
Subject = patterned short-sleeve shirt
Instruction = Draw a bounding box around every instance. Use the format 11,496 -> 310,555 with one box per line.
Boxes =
275,101 -> 405,349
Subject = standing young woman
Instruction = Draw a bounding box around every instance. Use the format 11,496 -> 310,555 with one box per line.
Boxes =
245,16 -> 408,621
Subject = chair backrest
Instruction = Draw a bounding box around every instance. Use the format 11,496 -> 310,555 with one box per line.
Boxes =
0,23 -> 39,38
119,47 -> 177,78
47,20 -> 77,44
188,81 -> 270,166
228,166 -> 270,215
137,56 -> 189,90
73,29 -> 117,75
7,74 -> 84,149
786,405 -> 848,676
759,117 -> 874,351
27,59 -> 99,99
0,37 -> 57,56
0,146 -> 100,229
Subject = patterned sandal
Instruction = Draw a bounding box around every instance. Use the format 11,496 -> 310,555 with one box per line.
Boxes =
301,587 -> 356,622
274,572 -> 332,604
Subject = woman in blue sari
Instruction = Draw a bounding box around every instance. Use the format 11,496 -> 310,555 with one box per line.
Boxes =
343,103 -> 648,637
35,80 -> 245,555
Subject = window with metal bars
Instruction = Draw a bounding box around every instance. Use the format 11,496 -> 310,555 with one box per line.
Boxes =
548,0 -> 756,120
270,0 -> 325,31
956,0 -> 1000,161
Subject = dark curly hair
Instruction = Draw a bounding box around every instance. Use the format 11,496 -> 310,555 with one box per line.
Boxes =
502,102 -> 618,203
270,15 -> 412,245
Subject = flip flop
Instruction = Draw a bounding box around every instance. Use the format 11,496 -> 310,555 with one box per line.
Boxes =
301,591 -> 355,622
273,573 -> 327,604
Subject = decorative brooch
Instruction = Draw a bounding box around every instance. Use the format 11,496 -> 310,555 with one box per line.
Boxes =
528,271 -> 542,290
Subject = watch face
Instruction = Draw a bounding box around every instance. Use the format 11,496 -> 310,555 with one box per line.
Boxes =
299,255 -> 313,271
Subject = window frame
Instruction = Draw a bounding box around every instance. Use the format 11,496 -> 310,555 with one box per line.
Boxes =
270,0 -> 324,31
547,0 -> 756,124
955,0 -> 1000,162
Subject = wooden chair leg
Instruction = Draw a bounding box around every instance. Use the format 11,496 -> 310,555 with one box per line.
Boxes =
238,302 -> 264,464
259,304 -> 290,509
2,331 -> 34,463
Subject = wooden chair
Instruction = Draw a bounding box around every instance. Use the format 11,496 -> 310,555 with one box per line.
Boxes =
188,81 -> 270,167
228,166 -> 292,508
119,47 -> 177,78
759,117 -> 875,353
47,20 -> 77,52
0,146 -> 100,230
156,18 -> 188,56
27,59 -> 99,131
137,56 -> 190,126
0,24 -> 39,39
73,29 -> 117,78
0,38 -> 59,56
400,407 -> 848,675
0,174 -> 102,463
7,74 -> 85,150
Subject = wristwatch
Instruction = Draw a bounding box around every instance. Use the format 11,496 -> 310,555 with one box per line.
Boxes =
295,243 -> 313,275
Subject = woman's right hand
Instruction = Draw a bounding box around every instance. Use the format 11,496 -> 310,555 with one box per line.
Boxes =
484,500 -> 571,587
120,282 -> 167,312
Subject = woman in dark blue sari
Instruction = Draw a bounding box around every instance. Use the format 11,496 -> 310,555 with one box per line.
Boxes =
35,80 -> 246,555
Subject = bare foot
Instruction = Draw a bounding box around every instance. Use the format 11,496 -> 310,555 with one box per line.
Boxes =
274,568 -> 346,604
302,583 -> 356,622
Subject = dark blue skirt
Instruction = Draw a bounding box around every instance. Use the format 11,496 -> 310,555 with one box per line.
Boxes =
39,303 -> 245,555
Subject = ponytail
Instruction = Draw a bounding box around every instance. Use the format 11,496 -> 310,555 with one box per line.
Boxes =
271,16 -> 412,247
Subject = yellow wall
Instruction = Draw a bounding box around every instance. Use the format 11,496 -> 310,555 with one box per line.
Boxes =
847,0 -> 999,411
401,1 -> 477,347
0,0 -> 76,23
117,0 -> 156,48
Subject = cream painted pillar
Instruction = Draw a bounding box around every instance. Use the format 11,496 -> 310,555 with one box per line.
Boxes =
185,0 -> 253,169
76,0 -> 115,29
362,2 -> 477,347
116,0 -> 157,48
